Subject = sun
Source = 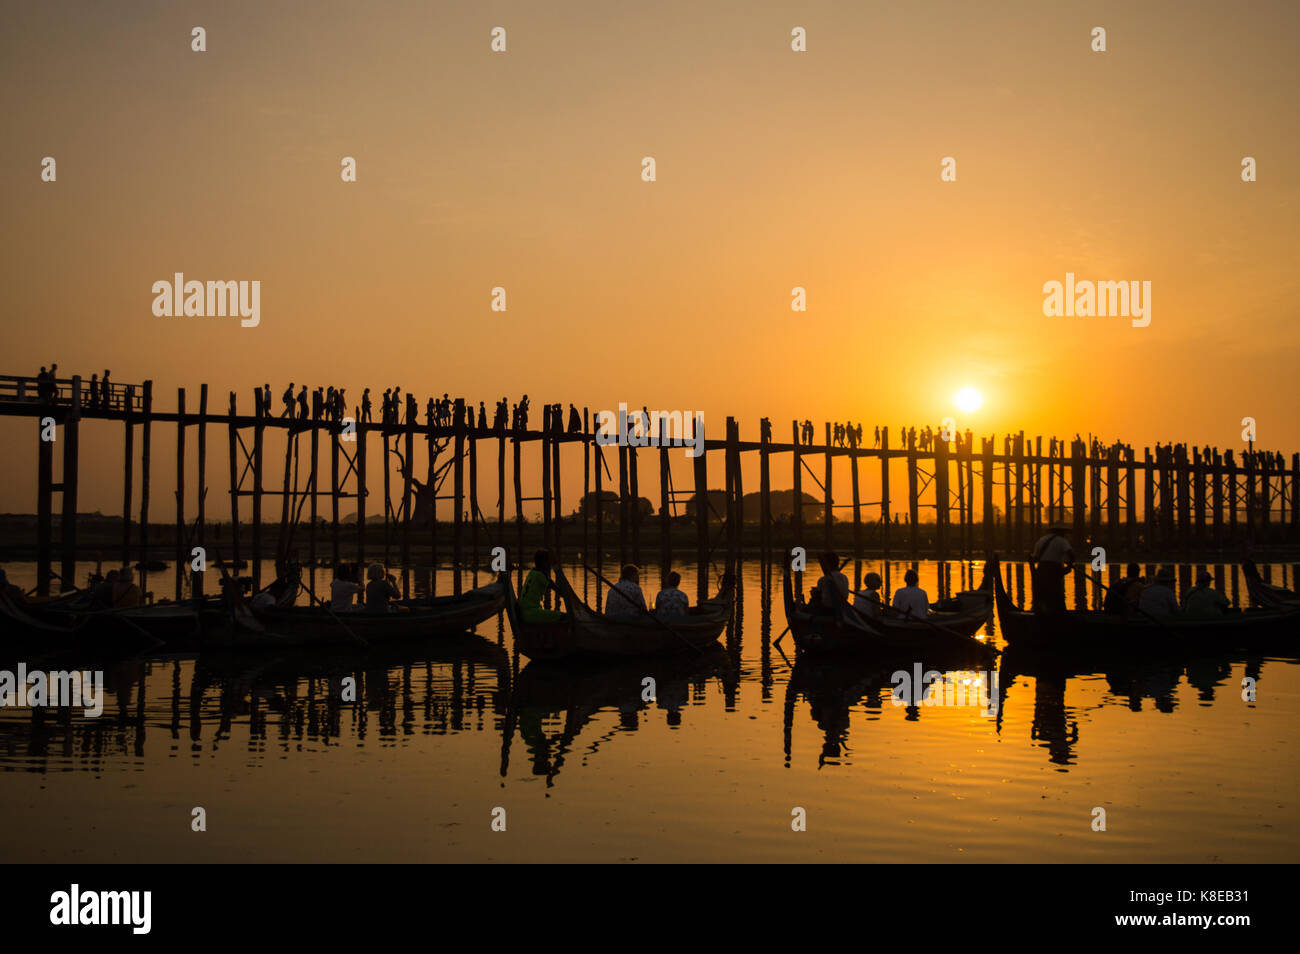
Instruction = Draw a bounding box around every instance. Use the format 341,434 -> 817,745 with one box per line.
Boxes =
953,387 -> 984,414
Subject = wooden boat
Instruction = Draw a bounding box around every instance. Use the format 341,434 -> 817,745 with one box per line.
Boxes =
1,571 -> 302,654
1242,559 -> 1299,608
222,578 -> 506,650
504,567 -> 732,660
992,556 -> 1300,650
783,562 -> 995,655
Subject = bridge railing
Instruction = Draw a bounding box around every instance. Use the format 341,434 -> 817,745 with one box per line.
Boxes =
0,375 -> 145,413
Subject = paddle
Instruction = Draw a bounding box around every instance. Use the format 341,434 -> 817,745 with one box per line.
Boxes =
298,570 -> 372,649
580,563 -> 708,656
107,610 -> 167,650
1070,565 -> 1172,630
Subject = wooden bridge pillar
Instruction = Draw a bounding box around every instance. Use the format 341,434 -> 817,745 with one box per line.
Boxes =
452,398 -> 465,594
139,381 -> 153,596
981,437 -> 993,554
693,420 -> 708,595
880,427 -> 891,556
355,420 -> 367,566
791,421 -> 803,547
37,408 -> 53,596
175,387 -> 186,600
935,431 -> 949,563
907,432 -> 919,557
226,392 -> 239,571
1069,439 -> 1085,552
850,437 -> 862,561
195,384 -> 208,598
58,376 -> 82,593
759,420 -> 772,566
823,422 -> 833,552
659,435 -> 672,581
552,420 -> 563,565
617,442 -> 629,566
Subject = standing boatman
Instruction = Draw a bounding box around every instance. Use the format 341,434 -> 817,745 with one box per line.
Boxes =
1030,524 -> 1074,613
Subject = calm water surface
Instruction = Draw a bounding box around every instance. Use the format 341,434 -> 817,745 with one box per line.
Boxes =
1,560 -> 1296,863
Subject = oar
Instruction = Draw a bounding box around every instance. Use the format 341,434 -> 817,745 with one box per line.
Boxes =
1071,565 -> 1172,630
297,570 -> 372,649
580,563 -> 707,656
103,607 -> 167,651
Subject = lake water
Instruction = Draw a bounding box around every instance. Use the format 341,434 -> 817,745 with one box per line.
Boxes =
1,559 -> 1297,863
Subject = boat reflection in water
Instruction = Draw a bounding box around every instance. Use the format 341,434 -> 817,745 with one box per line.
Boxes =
784,644 -> 997,768
994,644 -> 1272,766
501,645 -> 737,786
0,634 -> 511,770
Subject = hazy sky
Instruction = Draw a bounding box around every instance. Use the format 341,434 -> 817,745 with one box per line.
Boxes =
2,0 -> 1298,516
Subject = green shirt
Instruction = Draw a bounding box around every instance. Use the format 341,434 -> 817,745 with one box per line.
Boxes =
520,569 -> 563,623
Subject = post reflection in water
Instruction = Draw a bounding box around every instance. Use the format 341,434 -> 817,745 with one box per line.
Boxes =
0,559 -> 1295,863
1,637 -> 512,770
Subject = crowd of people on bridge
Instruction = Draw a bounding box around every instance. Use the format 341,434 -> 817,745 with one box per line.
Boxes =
255,384 -> 590,438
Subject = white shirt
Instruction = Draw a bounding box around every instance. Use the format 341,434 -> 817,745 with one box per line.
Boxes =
892,585 -> 930,619
1033,532 -> 1073,564
330,579 -> 362,611
606,580 -> 646,616
654,588 -> 689,618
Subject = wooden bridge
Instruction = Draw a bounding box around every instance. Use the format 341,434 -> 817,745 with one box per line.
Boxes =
2,372 -> 1297,600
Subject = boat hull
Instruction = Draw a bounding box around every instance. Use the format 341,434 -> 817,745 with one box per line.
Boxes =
991,557 -> 1300,650
783,563 -> 995,656
229,582 -> 506,650
505,568 -> 732,661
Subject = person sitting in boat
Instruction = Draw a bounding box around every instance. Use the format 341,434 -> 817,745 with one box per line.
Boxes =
606,564 -> 647,617
330,563 -> 362,611
654,571 -> 690,618
853,571 -> 883,619
1181,570 -> 1229,618
891,568 -> 930,620
1104,563 -> 1143,614
96,568 -> 118,602
1137,566 -> 1180,617
520,549 -> 564,623
111,567 -> 142,608
0,568 -> 27,605
364,563 -> 400,612
1030,525 -> 1073,614
810,552 -> 849,617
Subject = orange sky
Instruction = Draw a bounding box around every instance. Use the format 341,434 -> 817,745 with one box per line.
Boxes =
2,0 -> 1298,517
